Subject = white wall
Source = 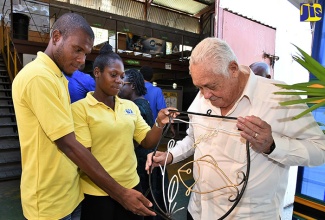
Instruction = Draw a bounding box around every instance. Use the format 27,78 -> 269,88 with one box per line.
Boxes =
220,0 -> 312,84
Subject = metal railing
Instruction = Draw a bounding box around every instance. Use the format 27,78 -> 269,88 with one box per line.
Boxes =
1,0 -> 21,82
1,28 -> 20,82
0,0 -> 51,82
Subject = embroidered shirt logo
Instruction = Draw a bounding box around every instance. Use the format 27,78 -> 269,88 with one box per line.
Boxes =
125,109 -> 134,114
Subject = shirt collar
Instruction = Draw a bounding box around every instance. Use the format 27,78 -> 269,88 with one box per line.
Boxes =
37,51 -> 63,78
239,70 -> 258,103
85,92 -> 124,106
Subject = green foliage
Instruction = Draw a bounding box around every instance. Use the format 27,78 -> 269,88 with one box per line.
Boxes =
274,44 -> 325,120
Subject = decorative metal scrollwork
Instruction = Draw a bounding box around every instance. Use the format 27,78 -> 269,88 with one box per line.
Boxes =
147,110 -> 251,220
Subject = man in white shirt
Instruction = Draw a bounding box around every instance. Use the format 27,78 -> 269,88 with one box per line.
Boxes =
146,37 -> 325,219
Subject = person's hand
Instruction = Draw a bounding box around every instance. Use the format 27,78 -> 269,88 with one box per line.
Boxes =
156,107 -> 179,127
236,116 -> 274,154
116,188 -> 156,216
145,151 -> 171,174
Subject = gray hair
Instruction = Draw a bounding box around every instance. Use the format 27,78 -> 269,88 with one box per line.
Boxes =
189,37 -> 238,77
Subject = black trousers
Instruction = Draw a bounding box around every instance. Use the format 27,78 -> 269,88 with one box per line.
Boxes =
187,211 -> 194,220
136,147 -> 169,220
81,184 -> 143,220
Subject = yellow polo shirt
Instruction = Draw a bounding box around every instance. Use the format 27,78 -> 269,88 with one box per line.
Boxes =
72,93 -> 150,196
12,52 -> 83,220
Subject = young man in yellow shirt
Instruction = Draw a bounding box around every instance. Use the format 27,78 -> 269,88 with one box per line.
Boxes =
12,13 -> 172,219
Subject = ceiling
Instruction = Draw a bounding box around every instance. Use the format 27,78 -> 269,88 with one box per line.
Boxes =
137,0 -> 314,18
136,0 -> 216,18
288,0 -> 316,9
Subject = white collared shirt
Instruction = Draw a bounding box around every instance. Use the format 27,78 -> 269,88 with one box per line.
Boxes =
170,72 -> 325,219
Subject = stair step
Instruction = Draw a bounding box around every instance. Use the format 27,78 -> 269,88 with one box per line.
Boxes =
0,113 -> 15,117
0,104 -> 14,108
0,89 -> 11,92
0,151 -> 21,164
0,164 -> 22,181
0,134 -> 19,139
0,96 -> 12,100
0,82 -> 11,85
0,139 -> 20,150
0,122 -> 17,128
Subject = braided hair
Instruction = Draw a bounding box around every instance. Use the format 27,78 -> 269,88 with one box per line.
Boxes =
125,69 -> 147,96
93,43 -> 122,72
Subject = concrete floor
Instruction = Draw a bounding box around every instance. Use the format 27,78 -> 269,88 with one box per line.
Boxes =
0,179 -> 24,220
0,179 -> 191,220
0,157 -> 296,220
0,138 -> 192,220
0,170 -> 191,220
0,135 -> 295,220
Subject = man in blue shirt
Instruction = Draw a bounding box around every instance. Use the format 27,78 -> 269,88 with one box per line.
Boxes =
140,66 -> 166,119
249,61 -> 271,79
64,64 -> 95,103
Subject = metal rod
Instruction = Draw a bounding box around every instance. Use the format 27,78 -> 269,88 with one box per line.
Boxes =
168,109 -> 237,120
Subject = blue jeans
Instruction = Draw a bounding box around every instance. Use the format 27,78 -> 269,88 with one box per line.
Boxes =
60,203 -> 82,220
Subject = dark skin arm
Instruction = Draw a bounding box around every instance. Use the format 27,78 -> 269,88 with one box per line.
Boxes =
55,132 -> 156,216
140,108 -> 178,149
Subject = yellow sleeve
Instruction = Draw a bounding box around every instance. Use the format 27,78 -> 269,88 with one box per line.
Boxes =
71,101 -> 92,148
23,76 -> 74,141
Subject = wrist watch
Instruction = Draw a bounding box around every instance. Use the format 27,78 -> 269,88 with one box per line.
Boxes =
265,141 -> 276,155
155,118 -> 166,129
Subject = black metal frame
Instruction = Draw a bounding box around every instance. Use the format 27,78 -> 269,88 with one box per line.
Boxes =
147,110 -> 251,220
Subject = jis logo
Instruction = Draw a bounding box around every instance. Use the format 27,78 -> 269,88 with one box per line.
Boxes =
300,3 -> 322,22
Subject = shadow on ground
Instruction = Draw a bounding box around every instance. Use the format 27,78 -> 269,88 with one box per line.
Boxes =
0,179 -> 24,220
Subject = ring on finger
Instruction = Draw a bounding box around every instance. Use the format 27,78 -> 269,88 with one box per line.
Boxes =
254,132 -> 258,138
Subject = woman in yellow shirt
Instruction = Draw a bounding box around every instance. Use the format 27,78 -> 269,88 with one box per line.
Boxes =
71,43 -> 176,220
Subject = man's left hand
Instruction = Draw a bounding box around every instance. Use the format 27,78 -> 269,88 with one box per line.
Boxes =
237,116 -> 274,154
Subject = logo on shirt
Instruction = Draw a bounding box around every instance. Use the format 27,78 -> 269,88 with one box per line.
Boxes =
300,3 -> 322,22
125,109 -> 134,115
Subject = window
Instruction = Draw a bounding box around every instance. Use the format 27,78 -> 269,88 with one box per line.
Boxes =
91,26 -> 109,48
293,107 -> 325,219
296,107 -> 325,202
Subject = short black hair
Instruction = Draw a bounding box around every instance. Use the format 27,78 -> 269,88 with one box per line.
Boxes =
51,13 -> 94,40
93,43 -> 122,72
139,66 -> 153,81
125,69 -> 147,96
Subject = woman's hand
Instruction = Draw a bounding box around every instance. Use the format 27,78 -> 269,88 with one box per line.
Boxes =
155,108 -> 179,128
